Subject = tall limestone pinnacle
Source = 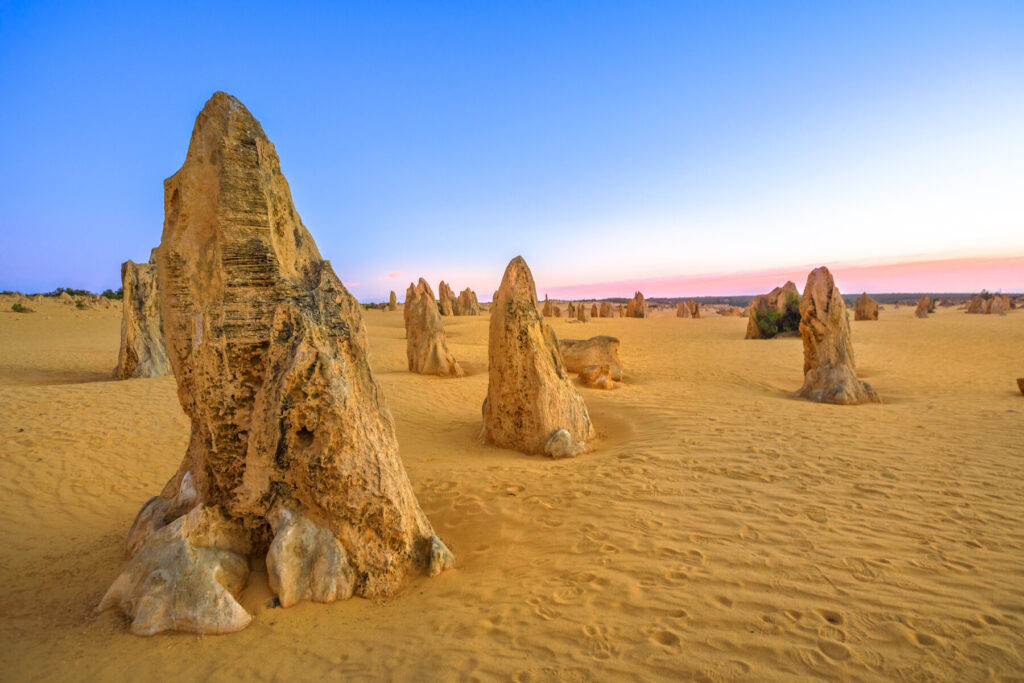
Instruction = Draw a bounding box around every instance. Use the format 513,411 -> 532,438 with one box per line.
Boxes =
483,256 -> 594,456
99,92 -> 453,636
794,267 -> 880,405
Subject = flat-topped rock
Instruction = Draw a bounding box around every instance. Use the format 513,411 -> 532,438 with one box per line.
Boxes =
558,336 -> 623,381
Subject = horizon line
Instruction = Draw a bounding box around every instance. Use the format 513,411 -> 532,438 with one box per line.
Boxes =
538,254 -> 1024,301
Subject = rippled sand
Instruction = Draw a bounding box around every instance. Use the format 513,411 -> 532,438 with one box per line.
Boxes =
1,297 -> 1022,680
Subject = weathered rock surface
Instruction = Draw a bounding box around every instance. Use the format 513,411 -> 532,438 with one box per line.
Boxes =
456,287 -> 479,316
576,305 -> 591,322
98,505 -> 252,636
438,281 -> 456,316
915,296 -> 931,318
483,256 -> 593,455
542,295 -> 553,317
676,301 -> 692,318
617,305 -> 625,318
544,429 -> 588,459
590,303 -> 599,318
266,507 -> 355,608
113,255 -> 170,379
599,302 -> 612,318
794,267 -> 880,405
745,282 -> 801,339
626,291 -> 648,318
689,300 -> 701,319
970,293 -> 1011,315
405,278 -> 464,377
1018,378 -> 1024,395
100,92 -> 452,636
388,290 -> 397,311
558,336 -> 623,381
854,293 -> 879,321
579,364 -> 614,390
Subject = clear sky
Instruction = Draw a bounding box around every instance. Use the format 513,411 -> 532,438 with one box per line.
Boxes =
1,1 -> 1022,300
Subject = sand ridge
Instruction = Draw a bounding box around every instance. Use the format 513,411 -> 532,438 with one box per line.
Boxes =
1,298 -> 1022,680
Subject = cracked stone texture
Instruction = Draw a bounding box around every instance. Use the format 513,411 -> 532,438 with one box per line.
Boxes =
794,267 -> 881,405
113,254 -> 170,379
100,91 -> 452,635
483,256 -> 593,455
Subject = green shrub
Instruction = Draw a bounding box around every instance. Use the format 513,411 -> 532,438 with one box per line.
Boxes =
754,292 -> 801,338
101,288 -> 123,300
47,287 -> 93,297
11,302 -> 34,313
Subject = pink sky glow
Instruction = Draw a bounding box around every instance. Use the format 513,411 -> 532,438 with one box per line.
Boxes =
541,254 -> 1024,300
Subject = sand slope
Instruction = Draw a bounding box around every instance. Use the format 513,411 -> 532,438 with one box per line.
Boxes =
1,298 -> 1022,680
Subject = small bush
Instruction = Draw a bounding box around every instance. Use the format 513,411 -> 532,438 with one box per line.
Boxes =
11,302 -> 34,313
101,288 -> 123,300
754,292 -> 801,338
47,287 -> 93,297
75,300 -> 88,309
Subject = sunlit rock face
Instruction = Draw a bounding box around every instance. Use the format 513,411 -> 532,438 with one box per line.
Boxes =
100,92 -> 453,636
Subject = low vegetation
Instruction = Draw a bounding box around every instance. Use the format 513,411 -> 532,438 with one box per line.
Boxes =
753,291 -> 801,338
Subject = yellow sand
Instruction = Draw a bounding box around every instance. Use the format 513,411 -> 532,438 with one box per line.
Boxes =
1,297 -> 1022,681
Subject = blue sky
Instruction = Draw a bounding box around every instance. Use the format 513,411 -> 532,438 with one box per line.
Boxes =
1,1 -> 1022,299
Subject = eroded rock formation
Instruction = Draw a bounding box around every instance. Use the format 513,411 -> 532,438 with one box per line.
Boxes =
689,300 -> 701,319
745,282 -> 801,339
482,256 -> 593,456
558,336 -> 623,381
794,267 -> 880,405
599,302 -> 611,318
113,253 -> 170,379
542,295 -> 553,317
99,92 -> 452,637
915,296 -> 931,318
576,305 -> 591,322
676,301 -> 692,318
579,364 -> 614,390
626,291 -> 648,318
438,281 -> 456,316
406,278 -> 464,377
455,287 -> 479,316
854,293 -> 879,321
388,290 -> 397,311
969,293 -> 1011,315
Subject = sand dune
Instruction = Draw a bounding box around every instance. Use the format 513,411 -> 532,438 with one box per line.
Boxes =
1,298 -> 1022,680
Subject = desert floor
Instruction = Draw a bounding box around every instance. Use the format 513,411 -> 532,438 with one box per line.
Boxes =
1,298 -> 1022,681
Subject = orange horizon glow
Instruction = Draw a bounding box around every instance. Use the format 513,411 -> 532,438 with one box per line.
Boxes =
541,254 -> 1024,300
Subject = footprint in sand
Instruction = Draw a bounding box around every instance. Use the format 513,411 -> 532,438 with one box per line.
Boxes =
817,637 -> 851,661
841,557 -> 880,582
650,629 -> 681,648
815,608 -> 843,625
804,505 -> 828,524
525,596 -> 560,621
714,595 -> 734,609
430,480 -> 461,498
